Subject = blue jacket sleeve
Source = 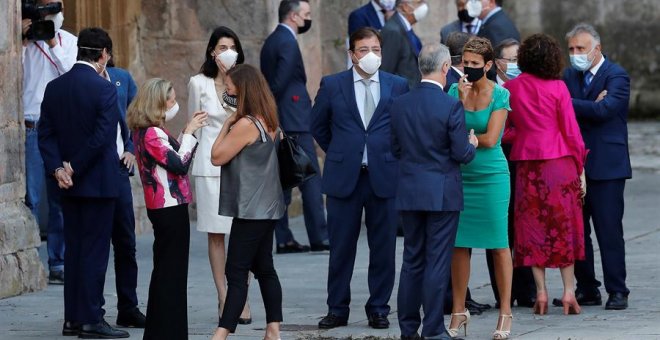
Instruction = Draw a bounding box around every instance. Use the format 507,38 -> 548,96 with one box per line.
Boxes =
69,84 -> 121,176
267,39 -> 300,100
38,84 -> 62,176
571,68 -> 630,123
123,72 -> 138,153
348,10 -> 369,36
310,77 -> 332,152
448,100 -> 476,164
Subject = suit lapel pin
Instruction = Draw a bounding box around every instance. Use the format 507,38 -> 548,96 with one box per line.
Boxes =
115,81 -> 121,87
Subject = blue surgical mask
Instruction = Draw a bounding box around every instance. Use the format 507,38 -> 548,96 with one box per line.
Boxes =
505,63 -> 521,79
570,48 -> 595,71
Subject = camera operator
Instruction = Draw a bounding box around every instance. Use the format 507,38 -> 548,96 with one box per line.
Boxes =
22,0 -> 77,285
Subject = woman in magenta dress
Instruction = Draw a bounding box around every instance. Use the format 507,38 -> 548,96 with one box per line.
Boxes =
503,34 -> 587,316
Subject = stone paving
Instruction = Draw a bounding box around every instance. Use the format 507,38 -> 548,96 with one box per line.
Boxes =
0,122 -> 659,340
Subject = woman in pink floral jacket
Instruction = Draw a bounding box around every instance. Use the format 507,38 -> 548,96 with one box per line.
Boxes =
127,78 -> 207,340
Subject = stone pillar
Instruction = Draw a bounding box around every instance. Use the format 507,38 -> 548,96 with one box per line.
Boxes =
0,0 -> 47,299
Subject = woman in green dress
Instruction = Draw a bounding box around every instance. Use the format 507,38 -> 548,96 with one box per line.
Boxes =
447,37 -> 513,340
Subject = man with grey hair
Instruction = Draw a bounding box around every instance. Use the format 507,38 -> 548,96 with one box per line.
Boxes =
391,43 -> 477,340
558,23 -> 632,310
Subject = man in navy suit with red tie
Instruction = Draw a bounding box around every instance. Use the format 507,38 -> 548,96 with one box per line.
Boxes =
560,23 -> 632,311
312,27 -> 408,330
38,27 -> 129,338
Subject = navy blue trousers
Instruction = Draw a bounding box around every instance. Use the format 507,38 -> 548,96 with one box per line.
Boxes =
398,211 -> 458,338
111,171 -> 139,312
275,132 -> 328,246
62,196 -> 115,324
575,178 -> 629,295
326,171 -> 397,317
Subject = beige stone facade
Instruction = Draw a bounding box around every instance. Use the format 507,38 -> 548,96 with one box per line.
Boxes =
0,0 -> 47,299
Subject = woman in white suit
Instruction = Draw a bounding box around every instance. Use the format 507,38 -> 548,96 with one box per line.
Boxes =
188,26 -> 251,324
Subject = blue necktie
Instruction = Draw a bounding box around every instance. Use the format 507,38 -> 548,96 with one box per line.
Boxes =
583,72 -> 593,92
407,29 -> 422,56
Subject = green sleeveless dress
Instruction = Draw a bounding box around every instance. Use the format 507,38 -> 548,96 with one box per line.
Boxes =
449,82 -> 511,249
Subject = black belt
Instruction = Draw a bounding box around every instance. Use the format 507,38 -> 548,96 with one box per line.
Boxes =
25,120 -> 37,129
360,164 -> 369,173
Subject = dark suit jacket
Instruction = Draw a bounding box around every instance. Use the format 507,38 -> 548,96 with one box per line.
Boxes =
107,67 -> 137,154
381,13 -> 421,88
38,63 -> 122,198
440,20 -> 462,44
563,58 -> 632,181
477,9 -> 520,47
391,82 -> 475,211
445,67 -> 462,93
348,2 -> 383,36
260,25 -> 312,133
311,69 -> 409,199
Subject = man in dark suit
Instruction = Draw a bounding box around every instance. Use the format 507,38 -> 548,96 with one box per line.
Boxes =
559,23 -> 631,310
440,0 -> 481,44
348,0 -> 395,36
312,27 -> 409,330
260,0 -> 330,254
473,0 -> 519,47
380,0 -> 429,88
444,31 -> 471,92
38,27 -> 129,338
392,43 -> 477,340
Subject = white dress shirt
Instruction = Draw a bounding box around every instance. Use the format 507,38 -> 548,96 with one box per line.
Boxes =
588,54 -> 606,78
22,30 -> 78,122
353,67 -> 381,165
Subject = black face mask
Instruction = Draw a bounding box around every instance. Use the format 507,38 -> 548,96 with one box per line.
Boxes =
298,19 -> 312,34
458,9 -> 474,23
464,66 -> 485,82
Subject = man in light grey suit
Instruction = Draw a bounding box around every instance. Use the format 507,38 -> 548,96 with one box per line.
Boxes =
380,0 -> 428,88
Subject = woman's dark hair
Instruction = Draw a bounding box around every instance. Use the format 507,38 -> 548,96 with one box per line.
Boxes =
518,33 -> 563,80
226,64 -> 279,132
77,27 -> 112,62
200,26 -> 245,79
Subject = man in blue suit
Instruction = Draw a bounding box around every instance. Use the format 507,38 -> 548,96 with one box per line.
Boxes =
348,0 -> 395,36
440,0 -> 481,44
38,28 -> 129,338
260,0 -> 330,254
104,53 -> 147,327
312,27 -> 409,330
392,43 -> 477,340
559,23 -> 632,310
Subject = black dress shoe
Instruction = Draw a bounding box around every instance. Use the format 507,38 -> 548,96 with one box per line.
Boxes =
605,292 -> 628,310
49,270 -> 65,285
276,240 -> 311,254
116,307 -> 146,328
318,313 -> 348,329
467,298 -> 491,311
401,333 -> 421,340
552,290 -> 602,307
238,317 -> 252,324
310,243 -> 330,251
465,300 -> 483,315
368,313 -> 390,329
515,296 -> 537,308
62,321 -> 80,336
78,320 -> 129,339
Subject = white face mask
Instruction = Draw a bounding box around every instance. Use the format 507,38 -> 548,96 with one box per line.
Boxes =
356,51 -> 381,75
216,49 -> 239,70
413,3 -> 429,22
45,12 -> 64,32
570,47 -> 595,72
466,0 -> 483,18
164,102 -> 179,122
379,0 -> 396,11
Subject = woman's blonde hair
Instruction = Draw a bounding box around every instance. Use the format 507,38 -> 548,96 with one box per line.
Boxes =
127,78 -> 173,130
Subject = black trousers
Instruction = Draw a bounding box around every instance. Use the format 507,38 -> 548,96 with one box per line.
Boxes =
219,218 -> 282,332
112,171 -> 139,312
62,196 -> 115,324
143,204 -> 190,340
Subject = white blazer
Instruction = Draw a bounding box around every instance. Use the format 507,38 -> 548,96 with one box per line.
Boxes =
187,73 -> 234,177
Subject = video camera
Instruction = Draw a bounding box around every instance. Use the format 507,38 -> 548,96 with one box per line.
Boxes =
22,0 -> 63,41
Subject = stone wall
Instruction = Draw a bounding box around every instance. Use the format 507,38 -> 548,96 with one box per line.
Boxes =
0,0 -> 47,299
505,0 -> 660,118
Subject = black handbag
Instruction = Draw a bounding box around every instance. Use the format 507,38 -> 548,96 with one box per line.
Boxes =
278,132 -> 317,190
